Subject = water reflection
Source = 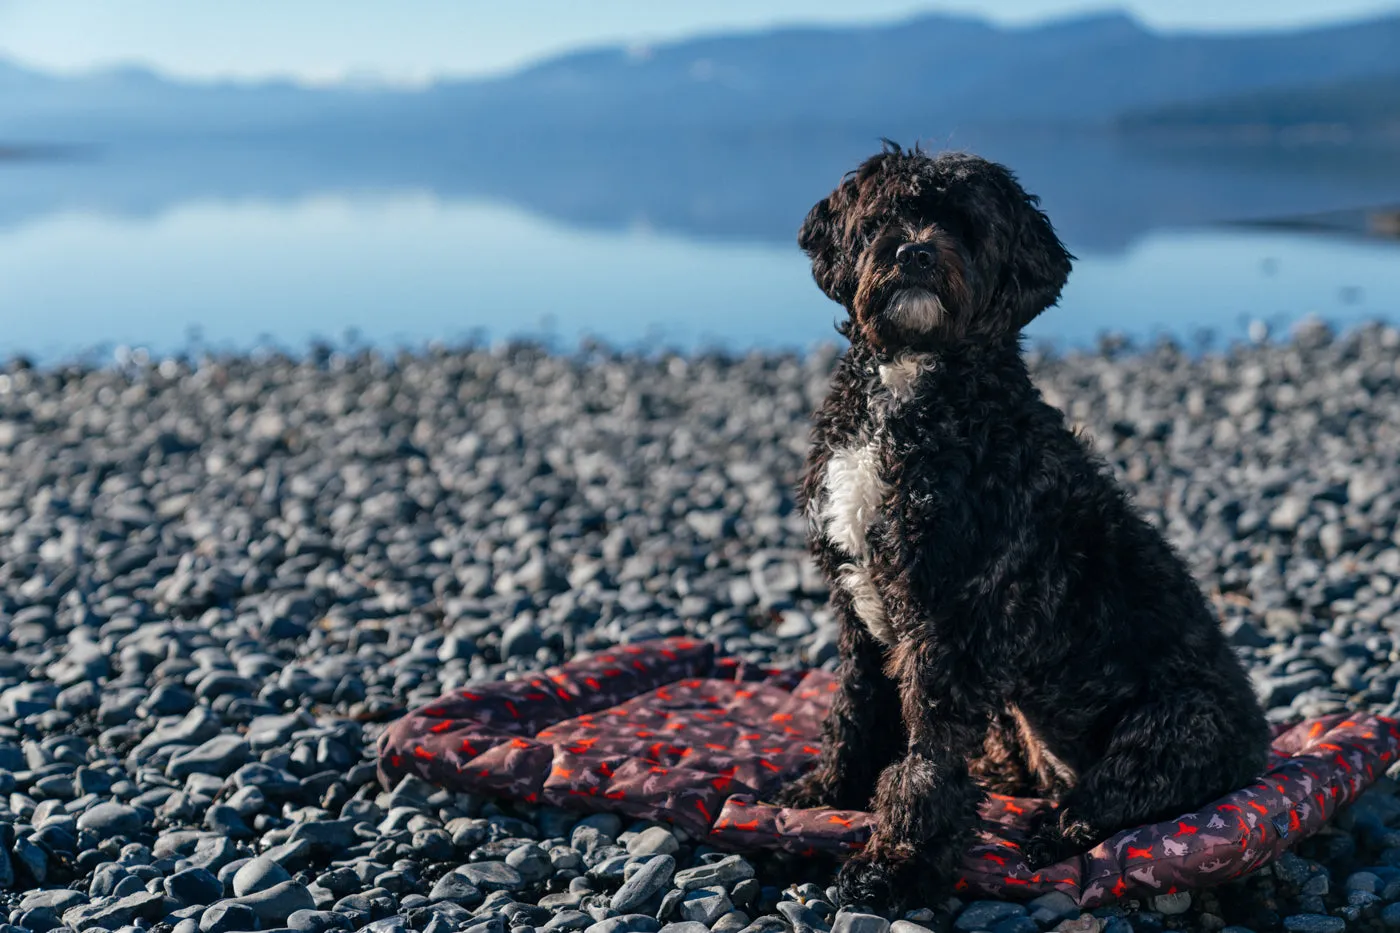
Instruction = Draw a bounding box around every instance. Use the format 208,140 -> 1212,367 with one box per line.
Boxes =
1,188 -> 1396,362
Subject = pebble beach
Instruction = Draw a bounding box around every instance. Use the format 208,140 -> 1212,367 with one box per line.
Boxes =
6,319 -> 1400,933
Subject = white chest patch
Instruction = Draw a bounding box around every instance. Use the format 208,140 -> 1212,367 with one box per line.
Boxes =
818,442 -> 896,645
820,443 -> 886,560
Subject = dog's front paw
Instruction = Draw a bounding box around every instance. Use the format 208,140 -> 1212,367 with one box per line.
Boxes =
837,849 -> 945,913
836,851 -> 900,911
1023,812 -> 1098,869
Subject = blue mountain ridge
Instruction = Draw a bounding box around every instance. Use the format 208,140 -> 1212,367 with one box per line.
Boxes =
3,9 -> 1400,142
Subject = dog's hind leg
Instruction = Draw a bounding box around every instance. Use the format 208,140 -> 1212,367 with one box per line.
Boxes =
774,588 -> 904,811
1022,689 -> 1269,868
836,634 -> 992,910
969,708 -> 1040,796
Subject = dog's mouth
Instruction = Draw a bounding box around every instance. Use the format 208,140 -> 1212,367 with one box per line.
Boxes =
883,288 -> 947,331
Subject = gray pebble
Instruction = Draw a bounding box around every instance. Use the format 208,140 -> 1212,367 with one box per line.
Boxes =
201,902 -> 261,933
585,916 -> 662,933
1282,916 -> 1346,933
430,872 -> 485,905
543,912 -> 595,932
954,902 -> 1025,932
165,867 -> 226,906
712,912 -> 752,933
831,911 -> 890,933
890,922 -> 935,933
234,856 -> 294,897
611,855 -> 675,912
1027,892 -> 1078,926
1152,892 -> 1192,915
167,735 -> 252,779
459,861 -> 527,892
679,888 -> 734,926
76,802 -> 143,839
673,855 -> 755,892
626,827 -> 680,857
63,891 -> 165,932
231,879 -> 317,926
778,901 -> 831,933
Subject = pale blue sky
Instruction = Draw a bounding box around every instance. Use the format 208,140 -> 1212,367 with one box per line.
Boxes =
3,0 -> 1398,85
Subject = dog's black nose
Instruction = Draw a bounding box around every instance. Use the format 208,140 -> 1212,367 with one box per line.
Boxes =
896,242 -> 936,270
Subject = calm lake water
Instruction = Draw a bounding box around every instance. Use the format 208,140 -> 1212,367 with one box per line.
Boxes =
2,139 -> 1399,361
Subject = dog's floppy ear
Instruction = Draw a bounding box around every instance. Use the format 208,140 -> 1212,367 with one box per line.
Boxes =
996,193 -> 1074,331
798,192 -> 851,305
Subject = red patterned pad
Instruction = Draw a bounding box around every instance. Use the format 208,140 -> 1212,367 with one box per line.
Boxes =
378,637 -> 1400,907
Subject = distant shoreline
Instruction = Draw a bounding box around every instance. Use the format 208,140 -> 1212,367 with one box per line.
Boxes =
0,143 -> 87,162
1231,205 -> 1400,241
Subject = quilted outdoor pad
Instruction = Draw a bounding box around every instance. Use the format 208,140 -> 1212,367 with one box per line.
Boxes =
379,636 -> 1400,907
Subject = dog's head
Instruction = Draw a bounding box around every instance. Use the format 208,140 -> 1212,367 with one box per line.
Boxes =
799,143 -> 1073,351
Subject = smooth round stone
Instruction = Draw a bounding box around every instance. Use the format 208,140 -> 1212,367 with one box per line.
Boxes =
832,912 -> 891,933
76,802 -> 143,839
625,827 -> 679,857
501,619 -> 545,659
428,872 -> 484,905
611,855 -> 676,912
201,903 -> 261,933
711,912 -> 752,933
165,867 -> 226,907
679,889 -> 734,926
457,861 -> 525,892
953,903 -> 1024,932
232,880 -> 317,925
167,735 -> 253,780
506,843 -> 553,883
584,917 -> 661,933
776,902 -> 826,933
17,906 -> 64,933
1153,892 -> 1192,915
891,922 -> 935,933
287,910 -> 351,933
233,856 -> 294,897
1282,916 -> 1346,933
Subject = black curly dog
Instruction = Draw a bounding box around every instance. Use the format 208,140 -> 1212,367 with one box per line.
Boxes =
775,144 -> 1270,910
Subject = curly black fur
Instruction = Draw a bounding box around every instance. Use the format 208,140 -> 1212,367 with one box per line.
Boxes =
776,143 -> 1271,911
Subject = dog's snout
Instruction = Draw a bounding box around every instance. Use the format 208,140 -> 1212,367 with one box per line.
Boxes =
896,242 -> 936,270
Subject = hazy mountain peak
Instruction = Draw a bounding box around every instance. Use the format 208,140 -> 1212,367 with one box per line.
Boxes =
2,8 -> 1399,142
